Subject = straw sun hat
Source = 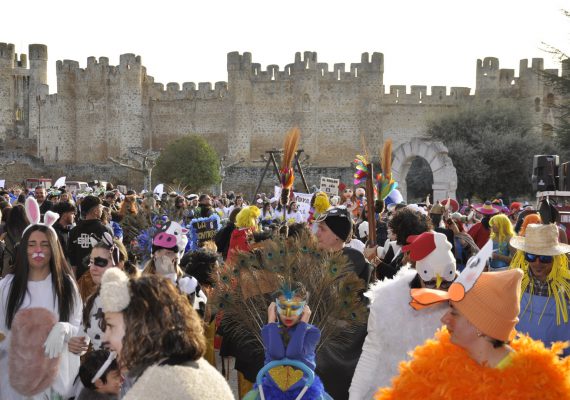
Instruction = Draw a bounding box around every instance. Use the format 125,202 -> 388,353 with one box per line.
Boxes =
510,223 -> 570,256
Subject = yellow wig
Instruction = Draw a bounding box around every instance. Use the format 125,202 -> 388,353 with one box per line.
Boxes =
489,214 -> 514,243
235,205 -> 261,229
510,250 -> 570,325
313,192 -> 330,215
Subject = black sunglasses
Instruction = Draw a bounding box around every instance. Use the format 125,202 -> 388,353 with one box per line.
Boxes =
524,253 -> 553,264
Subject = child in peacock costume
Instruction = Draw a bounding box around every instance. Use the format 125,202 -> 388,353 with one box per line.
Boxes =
213,230 -> 368,399
253,281 -> 323,399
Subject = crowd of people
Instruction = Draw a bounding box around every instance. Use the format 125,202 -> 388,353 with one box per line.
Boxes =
0,181 -> 568,399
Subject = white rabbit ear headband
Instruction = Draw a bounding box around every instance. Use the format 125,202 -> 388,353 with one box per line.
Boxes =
22,197 -> 60,237
89,232 -> 119,266
100,267 -> 131,313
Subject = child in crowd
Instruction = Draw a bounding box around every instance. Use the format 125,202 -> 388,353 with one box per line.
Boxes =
77,350 -> 122,400
251,281 -> 324,399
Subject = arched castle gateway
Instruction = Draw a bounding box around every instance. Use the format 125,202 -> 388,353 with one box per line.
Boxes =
391,138 -> 457,202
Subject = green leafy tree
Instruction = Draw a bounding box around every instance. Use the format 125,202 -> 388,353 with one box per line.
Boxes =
539,10 -> 570,154
154,135 -> 221,190
427,104 -> 556,199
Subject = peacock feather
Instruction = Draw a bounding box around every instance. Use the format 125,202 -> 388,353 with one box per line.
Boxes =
211,230 -> 368,353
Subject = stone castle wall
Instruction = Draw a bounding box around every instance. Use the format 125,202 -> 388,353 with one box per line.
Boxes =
0,41 -> 567,191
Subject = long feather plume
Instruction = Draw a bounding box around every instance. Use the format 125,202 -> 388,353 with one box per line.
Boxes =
377,139 -> 398,200
279,127 -> 301,205
381,139 -> 392,179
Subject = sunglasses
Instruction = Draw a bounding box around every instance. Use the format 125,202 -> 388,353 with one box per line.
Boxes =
524,253 -> 553,263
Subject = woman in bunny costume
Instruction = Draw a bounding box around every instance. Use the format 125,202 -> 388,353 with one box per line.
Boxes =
0,197 -> 83,399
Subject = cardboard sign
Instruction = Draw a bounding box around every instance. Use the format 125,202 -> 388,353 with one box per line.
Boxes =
320,177 -> 339,196
274,186 -> 312,219
188,214 -> 221,251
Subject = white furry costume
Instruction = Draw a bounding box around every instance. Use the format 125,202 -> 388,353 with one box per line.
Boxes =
348,267 -> 447,400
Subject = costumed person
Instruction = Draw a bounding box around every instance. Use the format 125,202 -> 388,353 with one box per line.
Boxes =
180,249 -> 222,366
142,220 -> 206,314
445,214 -> 479,272
77,350 -> 122,400
468,201 -> 500,249
313,207 -> 373,399
259,201 -> 275,227
100,268 -> 234,399
285,201 -> 304,224
243,281 -> 325,400
307,191 -> 330,225
375,256 -> 570,399
349,231 -> 459,400
509,223 -> 570,357
0,197 -> 83,399
508,201 -> 522,225
226,205 -> 261,264
340,187 -> 355,212
519,212 -> 541,236
352,187 -> 366,220
374,207 -> 432,280
488,213 -> 514,271
213,230 -> 368,400
81,233 -> 132,352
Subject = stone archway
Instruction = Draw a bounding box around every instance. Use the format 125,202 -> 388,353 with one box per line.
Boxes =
391,138 -> 457,202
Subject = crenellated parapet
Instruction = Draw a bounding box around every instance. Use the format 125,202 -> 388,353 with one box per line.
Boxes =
383,85 -> 471,104
476,56 -> 560,98
150,81 -> 229,101
227,51 -> 384,84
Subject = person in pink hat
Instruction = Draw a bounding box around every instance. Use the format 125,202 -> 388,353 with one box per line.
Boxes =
467,201 -> 501,249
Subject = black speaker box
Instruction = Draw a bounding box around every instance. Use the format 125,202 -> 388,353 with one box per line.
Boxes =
532,155 -> 559,192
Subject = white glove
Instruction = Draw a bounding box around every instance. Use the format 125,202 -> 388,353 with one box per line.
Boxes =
178,276 -> 198,296
44,322 -> 72,359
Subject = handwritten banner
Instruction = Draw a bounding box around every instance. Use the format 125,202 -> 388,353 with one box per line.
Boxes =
188,214 -> 221,251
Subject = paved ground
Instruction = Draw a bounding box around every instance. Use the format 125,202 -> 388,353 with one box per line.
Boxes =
215,351 -> 240,398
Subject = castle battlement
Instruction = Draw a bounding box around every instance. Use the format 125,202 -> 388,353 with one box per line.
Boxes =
228,51 -> 383,83
0,43 -> 15,60
151,80 -> 228,101
382,85 -> 472,104
476,56 -> 560,96
0,40 -> 564,169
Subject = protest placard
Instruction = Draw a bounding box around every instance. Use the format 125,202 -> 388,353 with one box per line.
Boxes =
320,177 -> 339,196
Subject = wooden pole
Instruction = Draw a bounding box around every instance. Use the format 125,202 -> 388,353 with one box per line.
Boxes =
365,163 -> 377,246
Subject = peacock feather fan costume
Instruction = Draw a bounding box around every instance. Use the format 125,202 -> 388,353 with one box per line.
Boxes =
212,230 -> 368,353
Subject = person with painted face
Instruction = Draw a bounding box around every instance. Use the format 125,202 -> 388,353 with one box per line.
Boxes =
0,197 -> 82,399
258,281 -> 324,400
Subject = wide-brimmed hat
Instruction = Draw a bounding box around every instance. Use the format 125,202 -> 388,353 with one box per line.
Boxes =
473,201 -> 501,216
510,223 -> 570,256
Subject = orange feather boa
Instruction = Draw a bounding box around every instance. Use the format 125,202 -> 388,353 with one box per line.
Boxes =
375,328 -> 570,400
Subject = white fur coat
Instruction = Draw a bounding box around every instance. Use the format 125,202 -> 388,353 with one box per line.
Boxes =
348,267 -> 447,400
123,357 -> 234,400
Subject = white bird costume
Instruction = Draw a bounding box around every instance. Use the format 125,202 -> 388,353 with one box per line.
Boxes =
349,231 -> 456,400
